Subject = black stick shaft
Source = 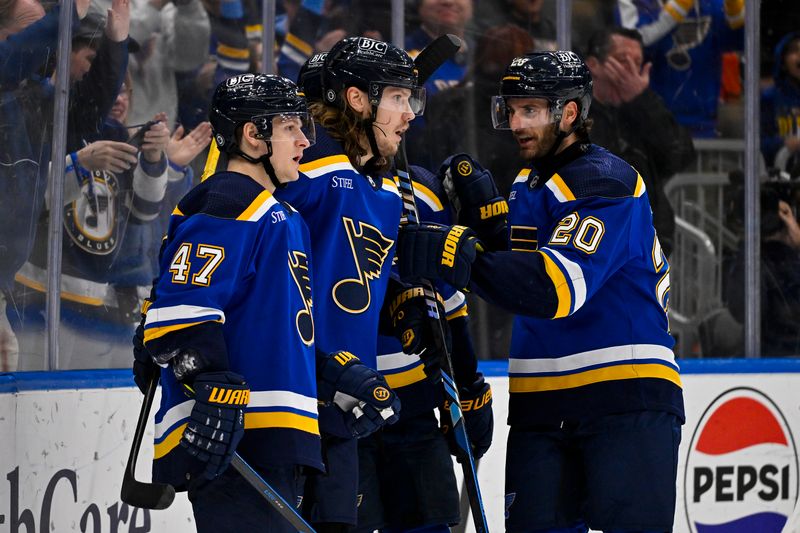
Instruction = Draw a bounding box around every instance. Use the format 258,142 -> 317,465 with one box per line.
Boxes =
230,453 -> 316,532
120,376 -> 176,510
395,144 -> 489,532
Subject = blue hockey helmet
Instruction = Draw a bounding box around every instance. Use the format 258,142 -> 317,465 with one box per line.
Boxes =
492,51 -> 593,130
321,37 -> 425,115
210,73 -> 315,153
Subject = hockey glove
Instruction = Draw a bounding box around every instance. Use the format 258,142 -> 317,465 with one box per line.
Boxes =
441,373 -> 493,460
181,371 -> 248,480
318,351 -> 401,438
440,153 -> 508,251
132,320 -> 158,395
383,284 -> 452,382
397,223 -> 482,290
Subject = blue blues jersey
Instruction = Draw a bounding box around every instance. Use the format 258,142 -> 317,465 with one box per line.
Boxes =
503,144 -> 683,426
275,128 -> 402,437
761,31 -> 800,167
376,165 -> 469,418
616,0 -> 744,137
143,171 -> 322,487
275,127 -> 403,369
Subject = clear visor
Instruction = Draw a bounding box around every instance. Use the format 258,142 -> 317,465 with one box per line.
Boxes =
491,96 -> 554,130
375,85 -> 427,116
261,112 -> 316,146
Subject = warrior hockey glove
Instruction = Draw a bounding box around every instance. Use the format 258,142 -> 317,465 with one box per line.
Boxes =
181,371 -> 248,480
441,373 -> 493,460
383,283 -> 452,382
397,223 -> 482,290
318,351 -> 401,438
440,153 -> 508,251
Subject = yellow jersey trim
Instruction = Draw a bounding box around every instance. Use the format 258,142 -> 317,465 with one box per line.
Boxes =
446,307 -> 469,320
385,365 -> 427,389
539,251 -> 571,318
154,412 -> 320,459
14,273 -> 104,306
237,189 -> 275,221
509,363 -> 683,393
144,319 -> 223,343
285,33 -> 313,55
550,173 -> 576,201
153,422 -> 188,459
412,181 -> 444,211
300,154 -> 350,173
217,43 -> 250,60
245,411 -> 320,435
633,174 -> 646,197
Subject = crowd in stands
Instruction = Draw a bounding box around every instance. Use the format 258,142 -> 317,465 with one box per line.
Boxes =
1,0 -> 799,369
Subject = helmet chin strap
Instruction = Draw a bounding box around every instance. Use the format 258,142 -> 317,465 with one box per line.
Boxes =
232,141 -> 285,189
359,105 -> 383,175
537,104 -> 580,162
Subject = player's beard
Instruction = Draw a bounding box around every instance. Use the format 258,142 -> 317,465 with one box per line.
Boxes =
515,122 -> 559,160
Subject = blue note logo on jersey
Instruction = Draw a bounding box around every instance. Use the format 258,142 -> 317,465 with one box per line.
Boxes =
333,217 -> 394,314
289,250 -> 314,346
64,170 -> 119,255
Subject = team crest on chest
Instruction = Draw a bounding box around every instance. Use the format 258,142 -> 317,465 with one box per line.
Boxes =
64,170 -> 120,255
332,217 -> 394,314
288,250 -> 314,345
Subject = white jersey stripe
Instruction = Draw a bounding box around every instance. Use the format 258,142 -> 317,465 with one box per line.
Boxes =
377,351 -> 422,371
145,305 -> 226,327
248,390 -> 318,415
542,247 -> 587,313
302,161 -> 356,179
509,344 -> 677,375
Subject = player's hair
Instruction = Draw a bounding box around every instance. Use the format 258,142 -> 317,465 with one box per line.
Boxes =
310,100 -> 390,172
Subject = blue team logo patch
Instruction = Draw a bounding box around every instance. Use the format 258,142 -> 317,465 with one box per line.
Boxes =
505,492 -> 516,519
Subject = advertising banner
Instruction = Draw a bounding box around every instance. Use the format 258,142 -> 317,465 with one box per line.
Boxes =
0,362 -> 799,532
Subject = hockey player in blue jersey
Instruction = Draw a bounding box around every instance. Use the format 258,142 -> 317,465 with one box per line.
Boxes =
134,74 -> 399,532
295,44 -> 493,533
397,51 -> 685,533
275,37 -> 457,531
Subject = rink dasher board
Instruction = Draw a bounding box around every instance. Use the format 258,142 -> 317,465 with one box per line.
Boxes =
1,360 -> 800,533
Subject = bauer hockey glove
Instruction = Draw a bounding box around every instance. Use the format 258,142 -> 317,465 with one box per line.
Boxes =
440,153 -> 508,251
318,351 -> 401,438
441,373 -> 493,460
382,283 -> 452,382
181,371 -> 248,480
397,223 -> 482,290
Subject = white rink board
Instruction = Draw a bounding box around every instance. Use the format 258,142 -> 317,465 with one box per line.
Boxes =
1,362 -> 800,532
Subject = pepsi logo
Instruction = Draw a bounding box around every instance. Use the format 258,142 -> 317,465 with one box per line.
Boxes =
684,388 -> 798,533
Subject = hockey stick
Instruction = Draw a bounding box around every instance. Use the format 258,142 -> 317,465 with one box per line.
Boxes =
395,34 -> 490,533
230,453 -> 316,533
121,375 -> 176,510
122,377 -> 317,530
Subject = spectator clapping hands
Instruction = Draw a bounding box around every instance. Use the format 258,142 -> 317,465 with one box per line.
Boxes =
167,121 -> 212,167
140,112 -> 170,163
